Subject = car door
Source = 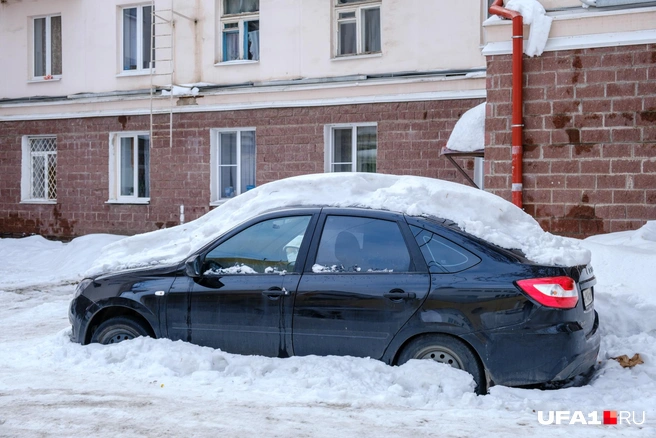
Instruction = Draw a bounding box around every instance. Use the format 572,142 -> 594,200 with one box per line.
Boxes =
292,210 -> 431,359
184,212 -> 317,357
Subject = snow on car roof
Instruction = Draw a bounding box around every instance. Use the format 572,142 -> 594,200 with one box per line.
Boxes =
87,173 -> 590,276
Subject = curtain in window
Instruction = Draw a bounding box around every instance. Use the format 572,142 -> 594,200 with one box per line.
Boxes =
224,30 -> 240,61
123,8 -> 137,70
356,126 -> 377,173
142,6 -> 153,69
34,18 -> 46,77
247,21 -> 260,60
332,128 -> 353,172
240,131 -> 256,192
220,133 -> 238,197
51,16 -> 62,75
224,0 -> 259,14
339,21 -> 356,55
120,137 -> 135,196
137,136 -> 150,198
363,8 -> 381,53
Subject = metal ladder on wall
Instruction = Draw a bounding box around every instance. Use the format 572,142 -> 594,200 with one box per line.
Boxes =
149,0 -> 175,148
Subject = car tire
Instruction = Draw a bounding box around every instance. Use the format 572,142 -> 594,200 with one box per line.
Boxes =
90,316 -> 151,345
397,334 -> 487,395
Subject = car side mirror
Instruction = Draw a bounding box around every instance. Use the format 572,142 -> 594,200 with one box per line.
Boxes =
185,255 -> 202,278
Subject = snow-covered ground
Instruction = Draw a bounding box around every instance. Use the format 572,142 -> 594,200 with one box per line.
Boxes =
1,222 -> 655,437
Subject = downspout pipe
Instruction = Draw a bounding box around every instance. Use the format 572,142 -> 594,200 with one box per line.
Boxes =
489,0 -> 524,209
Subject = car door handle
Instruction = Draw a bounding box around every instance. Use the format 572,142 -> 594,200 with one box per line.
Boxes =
262,287 -> 289,297
383,290 -> 416,300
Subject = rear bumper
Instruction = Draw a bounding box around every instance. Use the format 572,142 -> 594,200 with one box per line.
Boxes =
465,310 -> 600,387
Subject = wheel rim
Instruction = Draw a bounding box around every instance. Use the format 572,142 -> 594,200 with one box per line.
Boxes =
102,329 -> 138,344
414,346 -> 464,369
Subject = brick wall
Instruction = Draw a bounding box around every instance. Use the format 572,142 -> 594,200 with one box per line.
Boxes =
0,99 -> 483,238
486,44 -> 656,237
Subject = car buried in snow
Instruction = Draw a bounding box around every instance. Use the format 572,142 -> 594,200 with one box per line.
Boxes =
69,173 -> 600,394
69,175 -> 600,394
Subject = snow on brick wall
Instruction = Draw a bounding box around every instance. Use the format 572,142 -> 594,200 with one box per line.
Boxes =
0,100 -> 483,238
486,43 -> 656,238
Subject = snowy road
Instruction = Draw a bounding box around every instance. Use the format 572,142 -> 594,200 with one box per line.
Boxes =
1,224 -> 656,437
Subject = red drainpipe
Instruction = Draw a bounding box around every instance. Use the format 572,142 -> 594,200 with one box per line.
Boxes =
489,0 -> 524,209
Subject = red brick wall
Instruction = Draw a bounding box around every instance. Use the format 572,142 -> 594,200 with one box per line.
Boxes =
486,43 -> 656,237
0,99 -> 483,238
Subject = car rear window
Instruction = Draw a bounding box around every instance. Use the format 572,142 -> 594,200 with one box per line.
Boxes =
410,226 -> 480,274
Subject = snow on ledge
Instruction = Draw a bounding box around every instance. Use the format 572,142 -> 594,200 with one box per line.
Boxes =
87,173 -> 590,277
502,0 -> 554,56
445,102 -> 486,153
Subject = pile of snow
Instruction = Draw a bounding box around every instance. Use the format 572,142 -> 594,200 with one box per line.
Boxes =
87,173 -> 590,276
581,221 -> 656,337
161,85 -> 199,96
445,102 -> 486,152
2,223 -> 656,436
502,0 -> 553,57
0,234 -> 124,290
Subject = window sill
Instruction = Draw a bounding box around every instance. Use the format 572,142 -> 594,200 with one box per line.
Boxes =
214,60 -> 259,67
116,70 -> 152,78
332,53 -> 382,62
106,198 -> 151,205
27,77 -> 62,84
20,199 -> 57,204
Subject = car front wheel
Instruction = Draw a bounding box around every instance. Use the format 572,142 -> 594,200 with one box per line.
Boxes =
90,316 -> 150,345
397,334 -> 486,395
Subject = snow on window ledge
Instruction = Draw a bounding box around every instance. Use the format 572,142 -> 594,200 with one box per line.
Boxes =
116,70 -> 152,78
332,53 -> 382,62
20,199 -> 57,205
105,198 -> 150,205
213,60 -> 259,67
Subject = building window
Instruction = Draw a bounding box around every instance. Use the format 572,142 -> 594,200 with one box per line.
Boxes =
335,0 -> 381,57
33,15 -> 62,79
325,124 -> 377,173
122,5 -> 153,71
211,128 -> 256,203
109,133 -> 150,203
21,136 -> 57,202
220,0 -> 260,62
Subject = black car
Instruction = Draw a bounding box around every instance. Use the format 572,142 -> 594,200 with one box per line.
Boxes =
70,207 -> 600,394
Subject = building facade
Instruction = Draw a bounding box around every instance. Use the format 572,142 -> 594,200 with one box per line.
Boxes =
0,0 -> 654,239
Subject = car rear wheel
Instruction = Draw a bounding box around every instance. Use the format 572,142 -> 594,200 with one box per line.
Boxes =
90,316 -> 150,345
397,334 -> 486,395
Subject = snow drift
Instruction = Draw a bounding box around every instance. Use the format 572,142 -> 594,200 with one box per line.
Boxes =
86,173 -> 590,277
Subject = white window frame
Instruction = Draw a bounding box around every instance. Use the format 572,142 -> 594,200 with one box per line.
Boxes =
219,1 -> 260,63
31,14 -> 62,80
108,132 -> 151,204
334,0 -> 381,58
324,123 -> 377,173
210,128 -> 257,205
120,5 -> 153,73
21,135 -> 57,204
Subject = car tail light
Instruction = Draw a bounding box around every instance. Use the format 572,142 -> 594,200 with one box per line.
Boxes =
516,276 -> 579,309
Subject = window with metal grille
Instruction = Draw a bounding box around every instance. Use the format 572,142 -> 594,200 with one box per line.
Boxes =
334,0 -> 381,57
21,136 -> 57,202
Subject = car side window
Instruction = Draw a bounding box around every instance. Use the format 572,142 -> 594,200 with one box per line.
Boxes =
410,226 -> 480,274
204,215 -> 311,274
313,216 -> 412,273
